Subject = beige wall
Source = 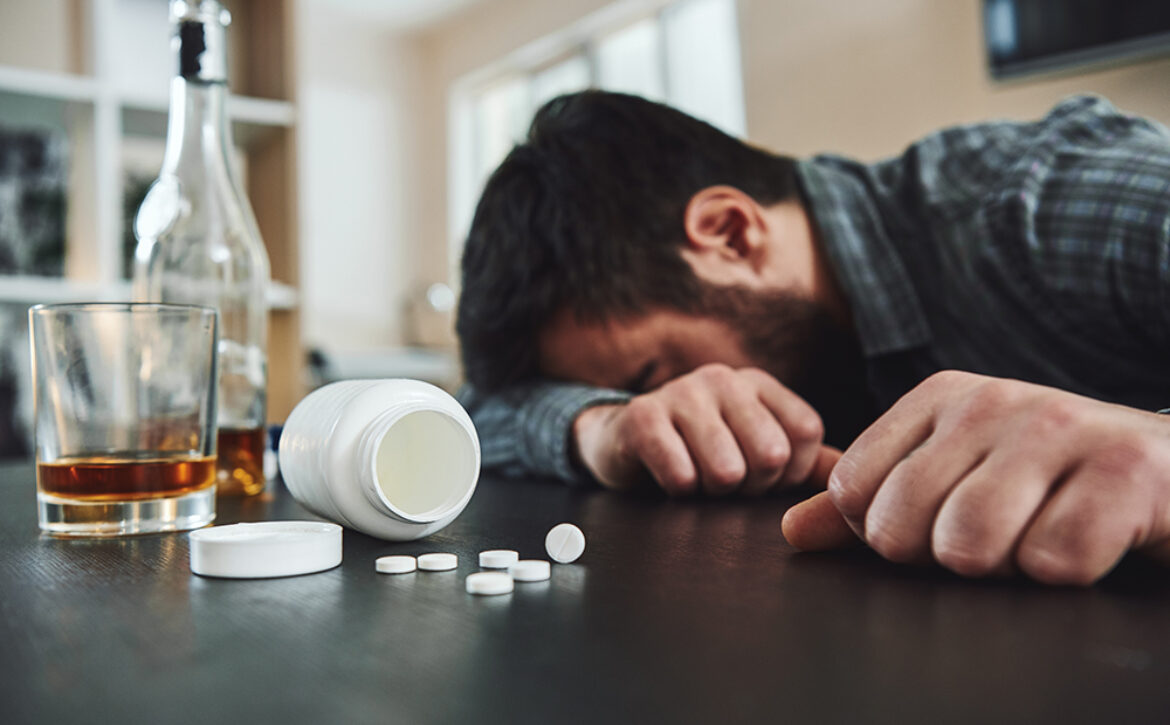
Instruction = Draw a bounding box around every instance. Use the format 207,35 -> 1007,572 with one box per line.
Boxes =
0,0 -> 83,73
413,0 -> 614,288
296,2 -> 425,351
741,0 -> 1170,160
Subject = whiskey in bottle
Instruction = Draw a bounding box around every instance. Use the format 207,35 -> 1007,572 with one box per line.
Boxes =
134,1 -> 270,497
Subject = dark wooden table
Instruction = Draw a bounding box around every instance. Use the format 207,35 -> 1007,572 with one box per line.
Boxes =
2,460 -> 1169,724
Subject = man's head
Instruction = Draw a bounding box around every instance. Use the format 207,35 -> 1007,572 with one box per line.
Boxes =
457,90 -> 836,394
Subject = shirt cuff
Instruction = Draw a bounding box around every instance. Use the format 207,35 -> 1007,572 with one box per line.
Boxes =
521,384 -> 632,485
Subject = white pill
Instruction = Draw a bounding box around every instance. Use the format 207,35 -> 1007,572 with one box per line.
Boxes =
545,523 -> 586,563
375,555 -> 417,574
466,571 -> 514,596
417,553 -> 458,571
479,549 -> 520,569
509,559 -> 551,582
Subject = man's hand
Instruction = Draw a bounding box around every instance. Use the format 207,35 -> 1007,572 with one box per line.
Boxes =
782,371 -> 1170,585
573,363 -> 825,496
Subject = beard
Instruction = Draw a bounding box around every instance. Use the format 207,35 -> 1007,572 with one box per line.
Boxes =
693,284 -> 875,447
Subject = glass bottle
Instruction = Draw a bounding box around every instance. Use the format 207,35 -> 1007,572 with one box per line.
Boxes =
133,0 -> 269,497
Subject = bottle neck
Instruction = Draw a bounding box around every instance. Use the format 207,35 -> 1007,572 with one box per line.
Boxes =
160,77 -> 234,177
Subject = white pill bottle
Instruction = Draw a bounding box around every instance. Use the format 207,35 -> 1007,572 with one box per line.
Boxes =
278,380 -> 480,540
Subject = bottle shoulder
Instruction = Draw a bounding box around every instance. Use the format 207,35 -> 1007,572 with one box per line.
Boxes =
135,174 -> 267,252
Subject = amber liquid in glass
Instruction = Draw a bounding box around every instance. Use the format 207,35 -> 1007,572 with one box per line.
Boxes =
37,453 -> 216,501
216,426 -> 266,496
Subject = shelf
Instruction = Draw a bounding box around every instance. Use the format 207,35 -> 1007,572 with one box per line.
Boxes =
0,275 -> 299,311
0,0 -> 303,420
0,66 -> 295,130
0,65 -> 98,103
118,91 -> 296,127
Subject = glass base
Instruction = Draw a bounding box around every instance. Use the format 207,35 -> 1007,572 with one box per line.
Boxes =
38,486 -> 216,537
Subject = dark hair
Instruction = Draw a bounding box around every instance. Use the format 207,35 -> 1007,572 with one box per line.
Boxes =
456,90 -> 799,391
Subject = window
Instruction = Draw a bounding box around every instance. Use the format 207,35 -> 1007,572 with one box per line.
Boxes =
448,0 -> 745,282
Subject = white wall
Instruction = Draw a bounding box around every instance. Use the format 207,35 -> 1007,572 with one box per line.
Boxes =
295,0 -> 424,353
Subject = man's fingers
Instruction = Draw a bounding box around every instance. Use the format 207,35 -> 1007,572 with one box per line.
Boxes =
828,383 -> 938,536
672,405 -> 746,496
1016,465 -> 1148,586
862,435 -> 987,566
927,445 -> 1067,577
720,393 -> 791,496
808,445 -> 843,489
782,491 -> 860,551
622,400 -> 699,496
747,370 -> 824,485
781,448 -> 856,551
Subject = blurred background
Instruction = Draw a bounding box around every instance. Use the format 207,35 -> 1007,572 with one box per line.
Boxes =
1,0 -> 1168,458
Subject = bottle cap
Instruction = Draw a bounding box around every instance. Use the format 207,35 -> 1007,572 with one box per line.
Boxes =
189,521 -> 342,578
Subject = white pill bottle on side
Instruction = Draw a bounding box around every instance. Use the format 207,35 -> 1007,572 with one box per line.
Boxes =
278,379 -> 480,540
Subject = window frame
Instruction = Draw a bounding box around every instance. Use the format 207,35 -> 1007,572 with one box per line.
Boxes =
447,0 -> 744,286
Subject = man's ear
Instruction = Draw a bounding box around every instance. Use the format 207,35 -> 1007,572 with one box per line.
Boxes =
682,185 -> 769,277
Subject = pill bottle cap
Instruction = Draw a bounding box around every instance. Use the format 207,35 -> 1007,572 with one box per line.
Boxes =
189,521 -> 342,578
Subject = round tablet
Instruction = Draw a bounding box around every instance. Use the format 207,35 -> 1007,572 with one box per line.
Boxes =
417,552 -> 458,571
509,559 -> 551,582
189,521 -> 342,579
545,523 -> 586,564
466,571 -> 514,596
375,555 -> 417,574
479,549 -> 520,569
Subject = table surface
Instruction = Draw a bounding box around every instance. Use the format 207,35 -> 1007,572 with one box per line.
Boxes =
2,461 -> 1169,725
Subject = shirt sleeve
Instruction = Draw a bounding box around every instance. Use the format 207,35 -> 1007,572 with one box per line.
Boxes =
457,382 -> 633,485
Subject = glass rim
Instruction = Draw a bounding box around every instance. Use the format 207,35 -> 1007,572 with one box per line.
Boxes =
29,302 -> 218,317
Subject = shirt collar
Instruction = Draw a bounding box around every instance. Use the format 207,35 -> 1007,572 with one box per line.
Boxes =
796,157 -> 932,357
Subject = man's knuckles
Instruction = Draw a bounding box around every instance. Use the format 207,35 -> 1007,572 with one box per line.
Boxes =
826,456 -> 869,520
1083,436 -> 1162,488
864,511 -> 927,564
703,457 -> 747,491
620,395 -> 668,433
931,524 -> 1007,578
917,369 -> 976,397
690,362 -> 738,387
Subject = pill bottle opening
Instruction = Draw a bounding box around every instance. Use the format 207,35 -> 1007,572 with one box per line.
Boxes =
371,409 -> 476,521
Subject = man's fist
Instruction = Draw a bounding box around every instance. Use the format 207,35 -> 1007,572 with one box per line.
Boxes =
783,371 -> 1170,585
573,364 -> 825,496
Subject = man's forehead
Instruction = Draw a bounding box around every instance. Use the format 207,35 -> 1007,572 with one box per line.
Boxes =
538,309 -> 649,388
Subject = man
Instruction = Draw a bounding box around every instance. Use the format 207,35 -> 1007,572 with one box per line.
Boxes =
456,90 -> 1170,586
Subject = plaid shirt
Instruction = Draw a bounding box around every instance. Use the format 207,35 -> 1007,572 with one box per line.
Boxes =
459,95 -> 1170,484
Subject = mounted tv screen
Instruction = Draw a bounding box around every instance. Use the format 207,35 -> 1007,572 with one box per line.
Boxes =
984,0 -> 1170,79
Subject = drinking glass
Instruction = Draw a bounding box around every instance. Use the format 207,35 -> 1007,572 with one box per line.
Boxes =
29,303 -> 219,536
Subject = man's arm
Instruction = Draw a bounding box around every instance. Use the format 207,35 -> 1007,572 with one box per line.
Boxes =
457,381 -> 631,484
462,364 -> 828,495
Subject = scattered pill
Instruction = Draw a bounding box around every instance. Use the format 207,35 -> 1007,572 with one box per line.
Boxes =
509,559 -> 551,582
545,523 -> 585,564
466,571 -> 514,596
417,553 -> 458,571
375,555 -> 417,574
479,549 -> 520,569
